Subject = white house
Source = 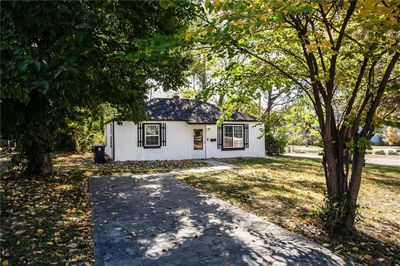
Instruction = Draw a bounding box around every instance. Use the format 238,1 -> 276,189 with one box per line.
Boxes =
104,97 -> 265,161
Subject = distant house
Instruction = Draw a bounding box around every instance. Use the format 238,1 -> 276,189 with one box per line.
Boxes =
104,97 -> 265,161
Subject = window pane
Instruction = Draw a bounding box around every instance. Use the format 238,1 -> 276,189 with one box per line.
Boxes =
144,124 -> 160,146
194,139 -> 203,150
233,137 -> 243,147
224,136 -> 233,147
194,129 -> 203,150
145,125 -> 159,135
223,125 -> 233,148
146,136 -> 159,146
194,129 -> 203,138
234,126 -> 243,138
233,126 -> 243,147
224,126 -> 233,137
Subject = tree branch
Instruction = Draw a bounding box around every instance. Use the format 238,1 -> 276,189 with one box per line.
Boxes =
233,44 -> 307,91
318,3 -> 335,46
361,51 -> 400,136
327,1 -> 357,94
339,56 -> 369,130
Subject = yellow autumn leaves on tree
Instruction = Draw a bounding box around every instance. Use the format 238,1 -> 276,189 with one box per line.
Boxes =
384,127 -> 400,146
358,0 -> 399,25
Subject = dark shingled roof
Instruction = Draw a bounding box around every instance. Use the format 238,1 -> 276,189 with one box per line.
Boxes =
145,98 -> 256,124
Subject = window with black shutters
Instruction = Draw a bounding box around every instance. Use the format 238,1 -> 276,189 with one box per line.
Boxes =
223,125 -> 244,149
138,123 -> 166,148
217,124 -> 249,150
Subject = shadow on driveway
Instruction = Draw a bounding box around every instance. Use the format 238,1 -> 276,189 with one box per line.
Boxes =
90,174 -> 353,266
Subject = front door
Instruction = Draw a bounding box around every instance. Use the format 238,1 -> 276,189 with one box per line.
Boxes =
192,127 -> 206,159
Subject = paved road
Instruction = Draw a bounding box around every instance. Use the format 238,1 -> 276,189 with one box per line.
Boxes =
90,167 -> 352,265
284,153 -> 400,166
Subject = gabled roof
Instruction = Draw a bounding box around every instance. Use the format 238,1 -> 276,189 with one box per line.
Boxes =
145,98 -> 256,124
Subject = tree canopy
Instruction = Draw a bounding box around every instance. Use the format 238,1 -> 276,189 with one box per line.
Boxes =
186,0 -> 399,232
1,1 -> 193,174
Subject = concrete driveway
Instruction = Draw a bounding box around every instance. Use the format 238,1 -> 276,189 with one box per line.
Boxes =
90,167 -> 352,266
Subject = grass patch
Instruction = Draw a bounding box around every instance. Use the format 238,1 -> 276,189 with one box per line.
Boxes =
1,152 -> 209,265
177,156 -> 400,265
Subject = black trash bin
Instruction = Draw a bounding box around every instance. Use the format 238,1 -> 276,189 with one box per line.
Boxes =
93,144 -> 106,164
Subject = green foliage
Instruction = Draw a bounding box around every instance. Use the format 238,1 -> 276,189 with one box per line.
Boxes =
357,137 -> 373,151
1,1 -> 194,174
265,134 -> 287,156
181,88 -> 197,99
188,1 -> 399,232
183,51 -> 212,92
345,137 -> 373,153
319,195 -> 358,234
189,0 -> 399,140
283,97 -> 321,146
62,104 -> 116,152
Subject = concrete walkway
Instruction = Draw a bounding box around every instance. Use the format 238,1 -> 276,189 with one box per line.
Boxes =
284,153 -> 400,166
90,164 -> 353,266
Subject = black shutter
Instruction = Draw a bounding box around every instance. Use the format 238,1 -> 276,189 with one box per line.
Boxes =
217,125 -> 222,149
110,123 -> 113,148
244,124 -> 249,148
137,123 -> 143,147
161,123 -> 166,146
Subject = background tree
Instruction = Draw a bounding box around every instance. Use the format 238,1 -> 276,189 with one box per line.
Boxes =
377,92 -> 400,127
384,127 -> 400,146
185,50 -> 297,154
283,97 -> 321,146
1,1 -> 193,175
58,104 -> 117,152
190,0 -> 399,233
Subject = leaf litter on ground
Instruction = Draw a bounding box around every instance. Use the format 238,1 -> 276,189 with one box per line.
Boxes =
1,152 -> 210,265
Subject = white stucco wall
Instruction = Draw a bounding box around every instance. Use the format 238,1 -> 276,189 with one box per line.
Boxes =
206,122 -> 265,158
104,121 -> 265,161
114,121 -> 192,161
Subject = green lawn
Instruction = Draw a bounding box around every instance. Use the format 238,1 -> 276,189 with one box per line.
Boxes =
0,153 -> 209,265
177,157 -> 400,265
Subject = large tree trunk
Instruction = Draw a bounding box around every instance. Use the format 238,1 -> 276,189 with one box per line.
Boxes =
345,150 -> 366,231
31,152 -> 53,176
322,131 -> 366,234
27,135 -> 53,176
20,89 -> 55,176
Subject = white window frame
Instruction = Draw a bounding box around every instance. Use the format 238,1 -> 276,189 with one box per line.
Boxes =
223,124 -> 244,149
144,124 -> 160,148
